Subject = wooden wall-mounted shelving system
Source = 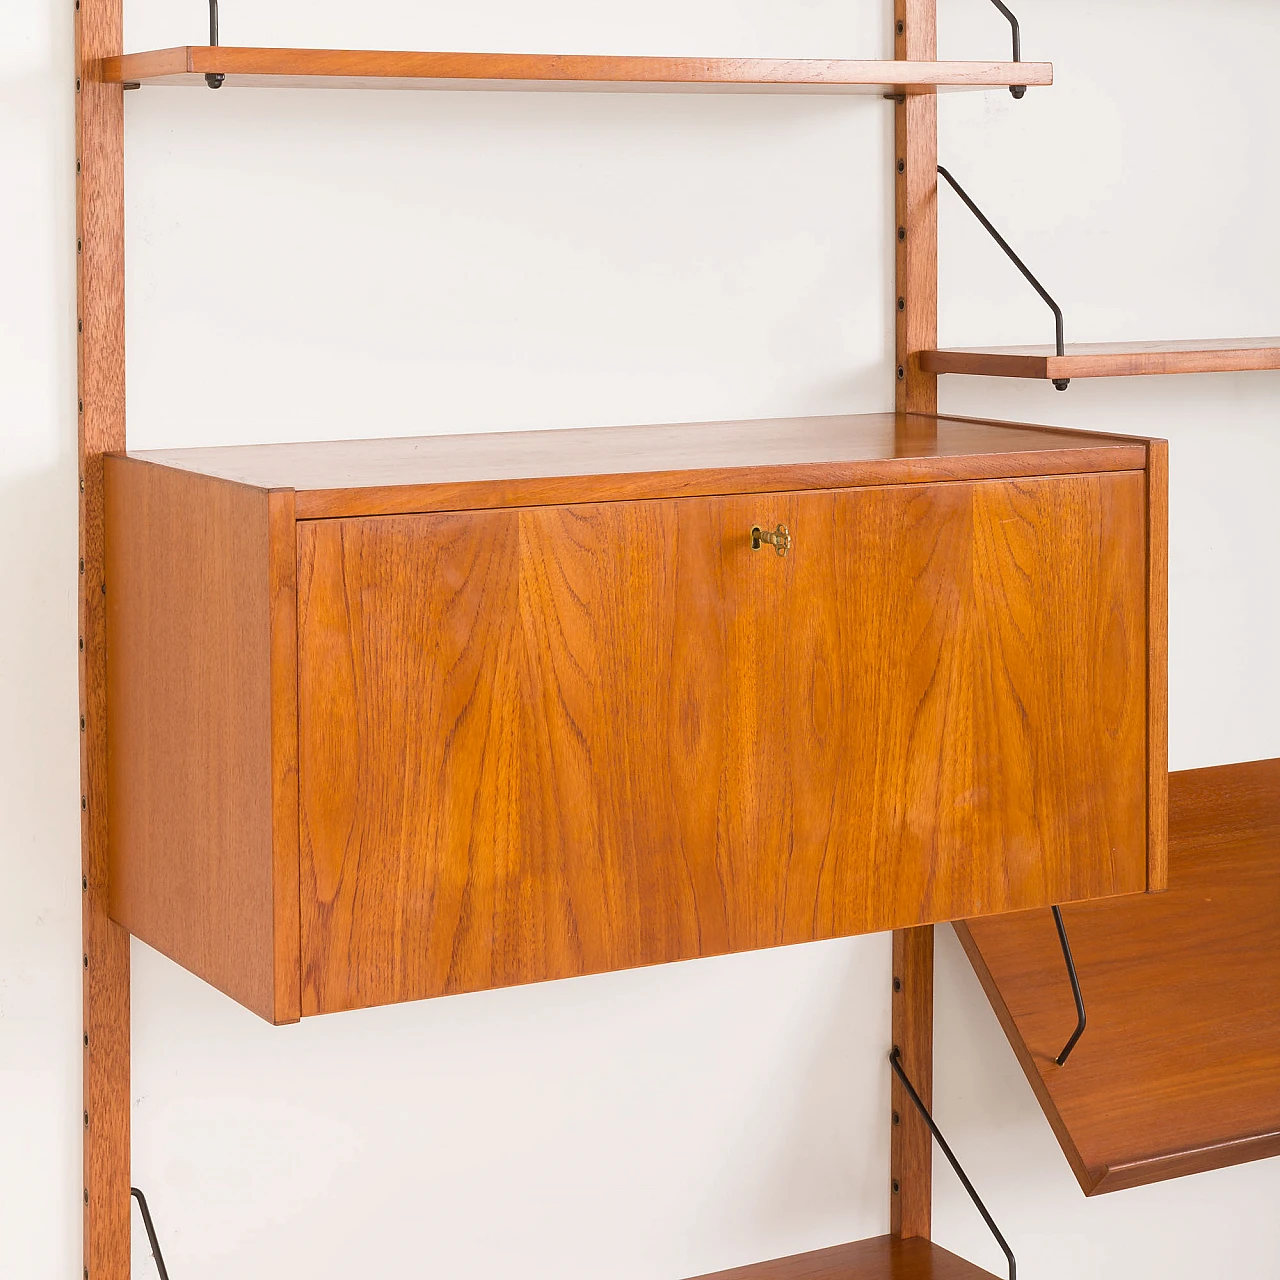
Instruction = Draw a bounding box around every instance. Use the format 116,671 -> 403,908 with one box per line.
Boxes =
75,4 -> 1068,1276
71,1 -> 1270,1278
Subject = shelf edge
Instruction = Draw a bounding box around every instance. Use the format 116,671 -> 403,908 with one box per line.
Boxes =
101,47 -> 1054,92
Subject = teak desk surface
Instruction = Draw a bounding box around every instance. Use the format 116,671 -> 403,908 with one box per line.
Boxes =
125,411 -> 1147,515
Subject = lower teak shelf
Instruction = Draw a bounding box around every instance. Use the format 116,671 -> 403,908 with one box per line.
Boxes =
104,412 -> 1167,1023
685,1234 -> 999,1279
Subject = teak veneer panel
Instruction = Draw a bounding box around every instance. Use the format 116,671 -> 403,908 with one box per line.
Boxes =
105,416 -> 1163,1021
296,472 -> 1148,1014
685,1235 -> 998,1279
126,412 -> 1147,519
921,338 -> 1280,380
957,759 -> 1280,1195
101,47 -> 1052,95
105,462 -> 301,1024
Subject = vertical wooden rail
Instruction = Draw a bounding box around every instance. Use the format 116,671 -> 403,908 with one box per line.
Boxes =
891,0 -> 938,1234
76,0 -> 130,1277
891,928 -> 934,1240
894,0 -> 939,421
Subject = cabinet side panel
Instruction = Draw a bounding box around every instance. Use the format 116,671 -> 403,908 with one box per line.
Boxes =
106,458 -> 284,1021
1146,440 -> 1169,891
269,490 -> 301,1021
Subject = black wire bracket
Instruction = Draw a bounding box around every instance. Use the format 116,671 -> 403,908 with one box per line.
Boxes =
205,0 -> 225,89
936,164 -> 1071,391
1051,905 -> 1088,1066
131,1187 -> 173,1280
987,0 -> 1026,98
890,1047 -> 1016,1280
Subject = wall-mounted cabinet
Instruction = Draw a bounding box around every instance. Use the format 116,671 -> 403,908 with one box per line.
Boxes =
104,412 -> 1166,1024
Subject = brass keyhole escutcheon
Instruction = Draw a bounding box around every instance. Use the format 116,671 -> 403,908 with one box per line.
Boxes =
751,524 -> 791,557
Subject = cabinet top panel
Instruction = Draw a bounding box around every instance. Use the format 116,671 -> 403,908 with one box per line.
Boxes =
121,413 -> 1150,519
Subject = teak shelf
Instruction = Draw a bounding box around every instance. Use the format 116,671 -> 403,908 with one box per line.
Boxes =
105,412 -> 1165,1024
101,47 -> 1052,94
957,759 -> 1280,1195
921,338 -> 1280,381
685,1234 -> 1000,1278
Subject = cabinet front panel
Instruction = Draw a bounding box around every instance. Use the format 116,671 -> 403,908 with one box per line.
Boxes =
297,473 -> 1148,1013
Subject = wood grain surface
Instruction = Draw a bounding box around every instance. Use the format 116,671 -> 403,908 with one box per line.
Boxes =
76,0 -> 131,1273
957,759 -> 1280,1195
890,10 -> 938,1244
895,0 -> 938,419
125,413 -> 1147,519
268,490 -> 302,1020
892,928 -> 934,1240
684,1234 -> 998,1279
297,472 -> 1149,1014
921,338 -> 1280,380
1144,440 -> 1168,891
106,459 -> 300,1024
101,47 -> 1051,94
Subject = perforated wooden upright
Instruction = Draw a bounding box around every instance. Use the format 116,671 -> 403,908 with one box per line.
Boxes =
76,0 -> 131,1275
74,2 -> 1178,1277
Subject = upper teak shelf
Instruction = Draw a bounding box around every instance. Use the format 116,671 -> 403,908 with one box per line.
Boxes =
100,48 -> 1052,94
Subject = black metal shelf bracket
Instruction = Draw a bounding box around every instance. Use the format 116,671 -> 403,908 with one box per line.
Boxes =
936,164 -> 1071,391
205,0 -> 225,89
889,1047 -> 1017,1280
131,1187 -> 173,1280
987,0 -> 1026,98
1051,905 -> 1088,1066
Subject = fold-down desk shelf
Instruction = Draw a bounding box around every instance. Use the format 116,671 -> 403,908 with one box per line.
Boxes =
921,338 -> 1280,381
957,759 -> 1280,1195
100,47 -> 1052,94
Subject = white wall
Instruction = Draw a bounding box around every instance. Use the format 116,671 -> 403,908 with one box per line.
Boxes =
2,0 -> 1278,1276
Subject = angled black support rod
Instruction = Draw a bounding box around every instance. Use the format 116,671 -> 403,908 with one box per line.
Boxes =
205,0 -> 225,89
987,0 -> 1026,98
131,1187 -> 173,1280
889,1047 -> 1016,1280
1051,905 -> 1088,1066
936,164 -> 1070,391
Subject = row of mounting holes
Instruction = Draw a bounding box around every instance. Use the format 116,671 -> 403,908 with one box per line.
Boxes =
891,967 -> 905,1194
75,15 -> 93,1245
895,93 -> 908,384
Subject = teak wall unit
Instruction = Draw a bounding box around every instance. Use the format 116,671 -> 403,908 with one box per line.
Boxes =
71,2 -> 1196,1277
